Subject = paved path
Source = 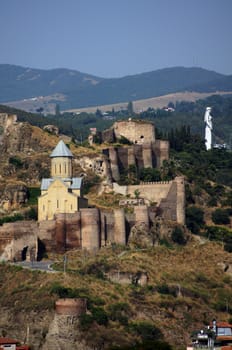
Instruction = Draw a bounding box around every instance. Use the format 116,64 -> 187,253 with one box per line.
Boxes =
13,260 -> 56,272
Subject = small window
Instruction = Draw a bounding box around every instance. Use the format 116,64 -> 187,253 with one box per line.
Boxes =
59,164 -> 61,173
57,200 -> 59,208
140,135 -> 144,139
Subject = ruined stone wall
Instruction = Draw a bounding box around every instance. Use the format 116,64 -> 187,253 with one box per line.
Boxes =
42,299 -> 91,350
159,177 -> 185,224
100,210 -> 115,246
134,206 -> 150,228
113,120 -> 155,144
121,181 -> 172,205
37,208 -> 128,252
113,177 -> 185,224
104,142 -> 169,182
0,221 -> 38,261
153,140 -> 169,168
114,209 -> 126,245
38,219 -> 57,252
80,208 -> 100,250
108,148 -> 120,181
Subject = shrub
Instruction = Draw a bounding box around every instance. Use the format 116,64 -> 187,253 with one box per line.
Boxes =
212,208 -> 230,225
129,321 -> 163,341
207,197 -> 217,207
50,283 -> 88,298
79,314 -> 94,330
24,207 -> 38,220
204,226 -> 232,253
108,302 -> 130,325
109,340 -> 172,350
0,213 -> 24,226
224,239 -> 232,253
9,156 -> 23,168
186,206 -> 204,234
156,284 -> 176,297
171,226 -> 186,245
139,167 -> 161,182
91,306 -> 108,326
28,187 -> 40,205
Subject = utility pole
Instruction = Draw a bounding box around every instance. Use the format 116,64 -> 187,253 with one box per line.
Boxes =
63,254 -> 68,273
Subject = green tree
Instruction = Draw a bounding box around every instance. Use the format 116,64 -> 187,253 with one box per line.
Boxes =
139,168 -> 161,182
186,206 -> 205,234
55,104 -> 60,116
171,226 -> 186,245
212,208 -> 230,225
127,101 -> 134,115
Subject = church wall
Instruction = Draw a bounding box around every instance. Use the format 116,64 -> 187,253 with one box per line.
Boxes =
38,180 -> 79,221
51,157 -> 72,178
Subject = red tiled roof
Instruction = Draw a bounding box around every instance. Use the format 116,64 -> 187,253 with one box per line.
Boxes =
0,337 -> 19,344
210,322 -> 232,328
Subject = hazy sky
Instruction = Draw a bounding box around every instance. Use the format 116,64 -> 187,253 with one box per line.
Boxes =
1,0 -> 232,77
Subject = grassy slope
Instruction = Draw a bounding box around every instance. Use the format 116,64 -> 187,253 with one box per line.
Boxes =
1,241 -> 232,349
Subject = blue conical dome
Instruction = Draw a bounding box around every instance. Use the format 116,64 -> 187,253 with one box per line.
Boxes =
50,140 -> 73,158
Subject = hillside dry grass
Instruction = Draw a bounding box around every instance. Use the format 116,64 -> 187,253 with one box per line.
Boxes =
66,91 -> 232,114
1,240 -> 232,348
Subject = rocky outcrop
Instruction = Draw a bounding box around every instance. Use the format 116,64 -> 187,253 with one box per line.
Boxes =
0,221 -> 38,261
0,183 -> 29,210
43,125 -> 59,135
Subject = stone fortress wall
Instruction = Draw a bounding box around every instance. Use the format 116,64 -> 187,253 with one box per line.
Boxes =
113,120 -> 156,144
0,116 -> 185,261
0,176 -> 185,259
100,120 -> 169,180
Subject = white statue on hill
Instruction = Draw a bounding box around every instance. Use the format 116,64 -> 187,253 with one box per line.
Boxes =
204,107 -> 213,150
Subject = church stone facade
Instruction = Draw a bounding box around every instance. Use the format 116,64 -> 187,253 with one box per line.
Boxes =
38,140 -> 87,221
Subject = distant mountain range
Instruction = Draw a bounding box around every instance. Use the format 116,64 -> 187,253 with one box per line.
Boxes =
0,64 -> 232,112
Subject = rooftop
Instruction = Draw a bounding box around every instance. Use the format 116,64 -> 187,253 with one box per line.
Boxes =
41,177 -> 82,191
50,140 -> 73,158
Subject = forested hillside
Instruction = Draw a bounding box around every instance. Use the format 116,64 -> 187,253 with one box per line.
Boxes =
1,93 -> 231,145
1,65 -> 232,110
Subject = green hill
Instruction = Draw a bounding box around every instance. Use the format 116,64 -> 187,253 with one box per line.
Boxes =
1,64 -> 231,110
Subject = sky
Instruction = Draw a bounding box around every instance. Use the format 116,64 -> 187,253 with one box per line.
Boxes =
0,0 -> 232,78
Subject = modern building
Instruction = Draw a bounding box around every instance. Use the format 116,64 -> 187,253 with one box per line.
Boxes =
0,337 -> 30,350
